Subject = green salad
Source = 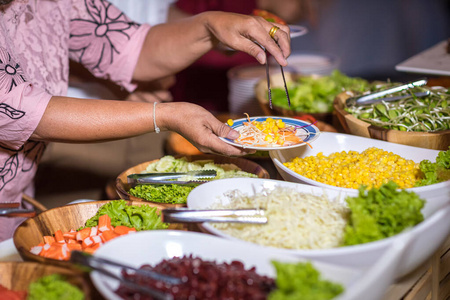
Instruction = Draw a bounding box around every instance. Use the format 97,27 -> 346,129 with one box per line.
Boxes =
269,261 -> 344,300
28,274 -> 84,300
82,200 -> 168,231
129,156 -> 257,203
416,147 -> 450,186
271,70 -> 370,113
343,181 -> 425,246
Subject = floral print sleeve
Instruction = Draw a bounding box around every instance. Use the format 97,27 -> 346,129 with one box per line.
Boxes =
69,0 -> 151,92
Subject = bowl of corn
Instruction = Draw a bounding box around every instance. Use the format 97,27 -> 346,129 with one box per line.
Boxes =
269,132 -> 450,205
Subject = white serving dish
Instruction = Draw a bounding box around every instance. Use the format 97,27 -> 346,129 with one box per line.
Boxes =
270,131 -> 450,207
91,230 -> 406,300
187,178 -> 450,278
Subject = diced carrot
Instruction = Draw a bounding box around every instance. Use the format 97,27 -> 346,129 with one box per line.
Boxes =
63,231 -> 77,240
54,230 -> 65,243
101,230 -> 119,242
42,244 -> 65,260
30,246 -> 42,255
43,236 -> 55,244
67,239 -> 77,244
90,226 -> 98,237
114,226 -> 136,236
67,243 -> 82,251
81,237 -> 94,249
98,214 -> 112,232
76,228 -> 91,241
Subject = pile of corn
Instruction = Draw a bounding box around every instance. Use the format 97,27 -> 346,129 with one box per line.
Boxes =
284,147 -> 421,189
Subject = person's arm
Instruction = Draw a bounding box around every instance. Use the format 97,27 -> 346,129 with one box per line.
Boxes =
132,11 -> 290,82
31,97 -> 250,156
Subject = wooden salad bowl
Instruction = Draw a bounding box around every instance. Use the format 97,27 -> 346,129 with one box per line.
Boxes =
0,261 -> 92,299
333,92 -> 450,150
115,154 -> 270,207
13,200 -> 179,267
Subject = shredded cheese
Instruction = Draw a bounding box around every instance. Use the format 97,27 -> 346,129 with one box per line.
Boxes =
210,187 -> 350,250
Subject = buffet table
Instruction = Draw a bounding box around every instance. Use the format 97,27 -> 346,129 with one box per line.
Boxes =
2,232 -> 449,300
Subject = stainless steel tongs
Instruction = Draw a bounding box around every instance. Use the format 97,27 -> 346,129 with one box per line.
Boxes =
70,251 -> 180,300
127,170 -> 217,187
345,78 -> 428,107
161,208 -> 267,224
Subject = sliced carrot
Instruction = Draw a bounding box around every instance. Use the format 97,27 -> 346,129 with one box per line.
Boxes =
76,227 -> 91,241
67,243 -> 82,251
63,231 -> 77,240
114,226 -> 136,236
98,214 -> 112,232
43,236 -> 55,244
101,230 -> 119,242
54,230 -> 65,243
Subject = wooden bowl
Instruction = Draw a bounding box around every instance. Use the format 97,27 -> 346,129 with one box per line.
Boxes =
13,200 -> 176,267
254,72 -> 334,124
115,154 -> 270,207
0,262 -> 92,299
333,92 -> 450,150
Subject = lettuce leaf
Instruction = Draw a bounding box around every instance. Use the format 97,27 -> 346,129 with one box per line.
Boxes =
83,200 -> 168,231
343,181 -> 425,246
416,147 -> 450,186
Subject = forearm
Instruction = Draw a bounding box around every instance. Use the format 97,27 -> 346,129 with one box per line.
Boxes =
31,96 -> 155,143
133,12 -> 214,81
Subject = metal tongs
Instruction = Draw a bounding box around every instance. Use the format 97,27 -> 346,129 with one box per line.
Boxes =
0,203 -> 35,217
345,78 -> 428,107
161,208 -> 267,224
70,251 -> 181,300
127,170 -> 217,187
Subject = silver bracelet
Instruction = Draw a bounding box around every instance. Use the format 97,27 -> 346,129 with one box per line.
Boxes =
153,101 -> 160,134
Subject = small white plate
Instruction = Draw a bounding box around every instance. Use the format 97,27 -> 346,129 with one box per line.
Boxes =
289,24 -> 308,38
220,116 -> 320,151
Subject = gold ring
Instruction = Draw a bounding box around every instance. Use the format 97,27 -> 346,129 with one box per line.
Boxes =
269,26 -> 279,39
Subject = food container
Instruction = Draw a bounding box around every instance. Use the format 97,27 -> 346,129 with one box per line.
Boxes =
333,91 -> 450,150
115,154 -> 270,207
13,200 -> 177,267
187,178 -> 450,278
0,261 -> 92,299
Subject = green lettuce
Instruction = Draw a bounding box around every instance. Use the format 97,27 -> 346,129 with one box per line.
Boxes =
83,200 -> 168,231
269,261 -> 344,300
343,181 -> 425,246
129,184 -> 194,204
271,70 -> 370,113
416,147 -> 450,186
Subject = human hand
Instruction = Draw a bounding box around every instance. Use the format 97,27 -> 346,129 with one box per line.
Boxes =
202,11 -> 291,66
156,102 -> 255,156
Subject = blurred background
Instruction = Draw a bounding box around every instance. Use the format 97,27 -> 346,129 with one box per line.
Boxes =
34,0 -> 450,207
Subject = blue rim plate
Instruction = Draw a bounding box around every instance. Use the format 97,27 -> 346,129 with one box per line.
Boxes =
289,25 -> 308,38
220,116 -> 320,151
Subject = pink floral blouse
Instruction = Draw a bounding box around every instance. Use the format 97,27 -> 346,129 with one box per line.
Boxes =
0,0 -> 150,241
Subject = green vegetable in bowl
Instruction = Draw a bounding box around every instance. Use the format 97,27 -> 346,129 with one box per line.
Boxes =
345,85 -> 450,132
130,184 -> 194,204
83,200 -> 168,231
343,181 -> 425,246
271,70 -> 370,113
28,274 -> 84,300
416,147 -> 450,186
269,261 -> 344,300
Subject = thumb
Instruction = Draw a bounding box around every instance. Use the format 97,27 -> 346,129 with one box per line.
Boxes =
215,121 -> 239,140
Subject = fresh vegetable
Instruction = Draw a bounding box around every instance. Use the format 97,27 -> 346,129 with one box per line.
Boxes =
416,147 -> 450,186
83,200 -> 168,231
28,274 -> 84,300
345,85 -> 450,132
343,181 -> 425,246
234,116 -> 311,148
272,70 -> 370,113
129,184 -> 194,204
252,9 -> 287,24
269,261 -> 344,300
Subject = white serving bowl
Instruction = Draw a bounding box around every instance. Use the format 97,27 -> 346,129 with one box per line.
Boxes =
270,131 -> 450,206
187,178 -> 450,278
91,230 -> 406,300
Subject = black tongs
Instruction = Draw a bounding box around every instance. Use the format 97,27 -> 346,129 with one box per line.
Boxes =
70,251 -> 181,300
127,170 -> 217,187
266,45 -> 290,109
